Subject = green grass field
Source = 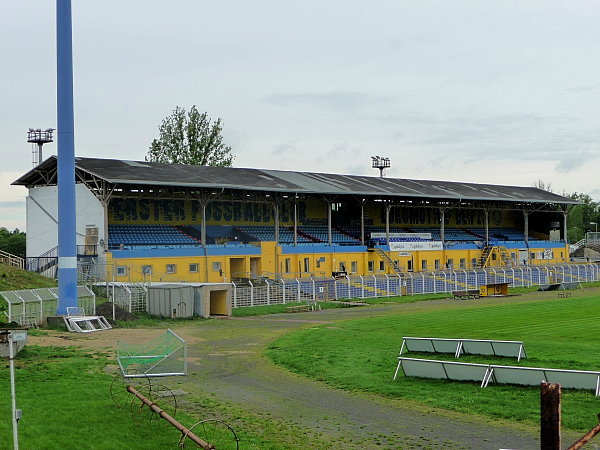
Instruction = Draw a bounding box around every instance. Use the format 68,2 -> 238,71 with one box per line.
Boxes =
266,292 -> 600,432
0,344 -> 337,449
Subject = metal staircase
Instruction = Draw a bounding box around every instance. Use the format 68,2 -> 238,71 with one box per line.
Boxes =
570,238 -> 586,255
477,246 -> 513,268
374,248 -> 402,275
498,247 -> 513,266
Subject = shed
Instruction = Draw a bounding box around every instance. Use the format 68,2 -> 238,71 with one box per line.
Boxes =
146,283 -> 232,319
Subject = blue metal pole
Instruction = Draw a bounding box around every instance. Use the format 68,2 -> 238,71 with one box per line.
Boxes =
56,0 -> 78,315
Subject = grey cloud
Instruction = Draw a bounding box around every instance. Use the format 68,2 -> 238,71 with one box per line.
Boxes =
0,201 -> 25,208
327,141 -> 362,159
271,143 -> 298,155
265,91 -> 391,112
555,154 -> 594,174
563,83 -> 600,94
383,111 -> 600,167
344,164 -> 370,176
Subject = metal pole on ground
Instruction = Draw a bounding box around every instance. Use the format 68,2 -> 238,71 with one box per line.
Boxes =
8,332 -> 20,450
127,385 -> 214,449
541,382 -> 561,450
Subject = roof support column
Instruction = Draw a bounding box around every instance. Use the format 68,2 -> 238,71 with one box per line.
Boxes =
196,192 -> 209,248
439,208 -> 445,245
327,199 -> 332,246
385,203 -> 391,245
484,209 -> 489,246
101,199 -> 109,252
273,202 -> 280,245
523,210 -> 529,245
201,201 -> 207,247
563,209 -> 568,245
360,199 -> 365,246
293,195 -> 298,246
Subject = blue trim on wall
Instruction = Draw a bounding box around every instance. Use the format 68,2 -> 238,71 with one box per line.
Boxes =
529,242 -> 566,249
111,245 -> 261,259
281,244 -> 367,254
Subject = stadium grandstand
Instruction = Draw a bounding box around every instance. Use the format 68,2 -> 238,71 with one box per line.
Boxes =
14,156 -> 577,285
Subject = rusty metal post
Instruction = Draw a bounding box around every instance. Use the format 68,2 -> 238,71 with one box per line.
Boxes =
568,414 -> 600,450
127,385 -> 214,449
541,382 -> 561,450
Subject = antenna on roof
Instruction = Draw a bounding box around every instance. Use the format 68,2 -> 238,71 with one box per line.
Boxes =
27,128 -> 54,167
371,156 -> 390,178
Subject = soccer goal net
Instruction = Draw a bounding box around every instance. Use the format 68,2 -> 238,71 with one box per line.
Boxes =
117,329 -> 187,378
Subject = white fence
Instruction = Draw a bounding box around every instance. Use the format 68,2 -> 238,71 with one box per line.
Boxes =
232,264 -> 599,308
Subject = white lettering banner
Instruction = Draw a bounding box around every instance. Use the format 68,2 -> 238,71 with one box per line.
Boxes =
372,232 -> 432,239
389,241 -> 443,252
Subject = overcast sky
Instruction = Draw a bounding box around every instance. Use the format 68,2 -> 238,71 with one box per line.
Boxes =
2,1 -> 600,231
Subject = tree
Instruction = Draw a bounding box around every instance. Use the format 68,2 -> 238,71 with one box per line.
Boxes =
0,228 -> 26,258
146,105 -> 234,166
565,192 -> 599,242
532,179 -> 553,193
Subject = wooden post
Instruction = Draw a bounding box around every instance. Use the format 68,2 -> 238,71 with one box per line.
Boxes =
541,382 -> 561,450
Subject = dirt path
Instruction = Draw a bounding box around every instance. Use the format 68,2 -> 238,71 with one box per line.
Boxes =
31,298 -> 584,448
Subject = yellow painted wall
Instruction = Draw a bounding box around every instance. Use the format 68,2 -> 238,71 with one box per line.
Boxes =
108,243 -> 569,283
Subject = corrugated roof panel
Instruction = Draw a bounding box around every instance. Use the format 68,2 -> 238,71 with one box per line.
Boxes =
11,156 -> 579,205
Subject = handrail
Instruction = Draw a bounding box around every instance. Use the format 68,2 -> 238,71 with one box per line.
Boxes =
0,250 -> 25,270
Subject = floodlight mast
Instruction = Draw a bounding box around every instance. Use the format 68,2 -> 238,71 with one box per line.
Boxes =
56,0 -> 78,315
27,128 -> 54,167
371,156 -> 391,178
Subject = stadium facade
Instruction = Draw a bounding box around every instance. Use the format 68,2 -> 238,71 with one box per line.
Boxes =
14,156 -> 577,284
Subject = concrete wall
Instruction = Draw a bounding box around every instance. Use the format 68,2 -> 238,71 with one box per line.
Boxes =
26,184 -> 104,258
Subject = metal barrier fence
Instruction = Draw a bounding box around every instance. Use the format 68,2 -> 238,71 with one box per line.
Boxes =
0,286 -> 96,326
232,264 -> 600,308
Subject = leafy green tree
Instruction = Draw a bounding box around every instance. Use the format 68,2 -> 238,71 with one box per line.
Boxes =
566,192 -> 599,242
146,105 -> 234,166
0,228 -> 26,258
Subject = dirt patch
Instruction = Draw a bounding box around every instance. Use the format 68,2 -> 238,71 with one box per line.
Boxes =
96,302 -> 137,322
27,327 -> 200,355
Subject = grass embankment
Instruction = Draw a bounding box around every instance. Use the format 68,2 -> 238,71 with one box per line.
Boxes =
267,292 -> 600,432
0,263 -> 56,291
0,263 -> 57,320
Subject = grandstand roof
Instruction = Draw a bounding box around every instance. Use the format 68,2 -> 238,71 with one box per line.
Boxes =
14,156 -> 577,205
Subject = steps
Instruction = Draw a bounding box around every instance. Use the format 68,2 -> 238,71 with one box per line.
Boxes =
374,248 -> 402,275
477,246 -> 513,268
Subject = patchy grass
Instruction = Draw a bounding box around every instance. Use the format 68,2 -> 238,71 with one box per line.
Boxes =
267,292 -> 600,432
232,301 -> 343,317
0,263 -> 56,291
0,345 -> 336,449
113,312 -> 202,328
364,292 -> 448,305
